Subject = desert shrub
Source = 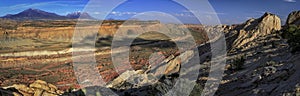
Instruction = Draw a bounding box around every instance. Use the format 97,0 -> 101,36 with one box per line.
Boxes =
230,55 -> 246,71
266,61 -> 277,66
0,19 -> 18,30
127,29 -> 135,35
282,25 -> 300,53
189,83 -> 203,96
66,85 -> 77,92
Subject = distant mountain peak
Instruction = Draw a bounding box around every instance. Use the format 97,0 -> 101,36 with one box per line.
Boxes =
21,8 -> 49,14
66,12 -> 95,20
0,8 -> 67,20
25,8 -> 39,11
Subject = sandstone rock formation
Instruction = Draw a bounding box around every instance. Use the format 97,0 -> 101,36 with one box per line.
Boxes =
1,80 -> 64,96
286,10 -> 300,25
232,12 -> 281,49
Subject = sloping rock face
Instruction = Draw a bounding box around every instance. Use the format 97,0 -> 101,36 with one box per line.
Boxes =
215,12 -> 300,96
218,31 -> 297,95
232,13 -> 281,49
286,10 -> 300,25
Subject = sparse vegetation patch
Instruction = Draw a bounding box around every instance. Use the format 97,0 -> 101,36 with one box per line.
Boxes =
282,25 -> 300,53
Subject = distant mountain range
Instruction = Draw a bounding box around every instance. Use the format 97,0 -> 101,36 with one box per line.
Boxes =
0,8 -> 96,20
66,11 -> 95,19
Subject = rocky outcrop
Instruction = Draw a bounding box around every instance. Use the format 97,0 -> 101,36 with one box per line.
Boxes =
1,80 -> 64,96
216,12 -> 300,96
105,50 -> 194,86
105,50 -> 196,95
232,12 -> 281,49
286,10 -> 300,25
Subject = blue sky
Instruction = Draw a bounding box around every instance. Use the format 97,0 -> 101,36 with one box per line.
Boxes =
0,0 -> 299,24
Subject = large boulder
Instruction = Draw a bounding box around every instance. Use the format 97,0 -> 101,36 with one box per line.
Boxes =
106,69 -> 155,88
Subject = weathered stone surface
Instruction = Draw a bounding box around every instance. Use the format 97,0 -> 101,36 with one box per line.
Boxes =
30,80 -> 51,92
106,70 -> 144,88
105,50 -> 196,95
164,50 -> 194,75
1,80 -> 64,96
286,10 -> 300,25
13,84 -> 34,94
215,11 -> 300,96
33,89 -> 44,96
232,12 -> 281,49
164,57 -> 181,75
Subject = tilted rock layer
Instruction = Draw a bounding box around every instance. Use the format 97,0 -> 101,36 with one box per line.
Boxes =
232,12 -> 281,49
